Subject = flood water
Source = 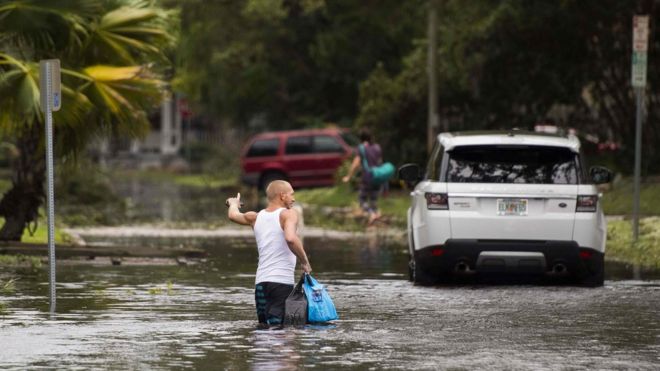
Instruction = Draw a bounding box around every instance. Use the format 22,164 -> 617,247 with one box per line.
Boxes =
1,234 -> 659,370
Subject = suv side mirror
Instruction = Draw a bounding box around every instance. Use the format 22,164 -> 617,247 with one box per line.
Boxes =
398,163 -> 422,186
590,166 -> 612,184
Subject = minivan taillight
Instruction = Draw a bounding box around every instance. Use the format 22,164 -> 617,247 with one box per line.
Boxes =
576,195 -> 598,212
425,192 -> 448,210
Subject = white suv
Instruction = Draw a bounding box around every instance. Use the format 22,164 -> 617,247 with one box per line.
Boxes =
398,131 -> 612,286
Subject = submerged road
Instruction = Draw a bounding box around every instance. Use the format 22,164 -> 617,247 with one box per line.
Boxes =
0,236 -> 658,369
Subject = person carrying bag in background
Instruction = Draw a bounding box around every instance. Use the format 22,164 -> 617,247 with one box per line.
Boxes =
342,129 -> 394,225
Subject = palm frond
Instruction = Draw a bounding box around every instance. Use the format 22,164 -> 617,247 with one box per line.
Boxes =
74,64 -> 163,132
0,1 -> 97,57
85,4 -> 173,65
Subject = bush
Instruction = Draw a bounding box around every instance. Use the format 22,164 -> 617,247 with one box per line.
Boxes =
55,162 -> 128,226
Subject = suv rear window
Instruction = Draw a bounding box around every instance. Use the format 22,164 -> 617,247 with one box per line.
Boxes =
446,145 -> 579,184
246,138 -> 280,157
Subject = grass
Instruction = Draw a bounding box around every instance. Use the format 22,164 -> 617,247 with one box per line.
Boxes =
1,277 -> 17,294
148,281 -> 174,295
0,178 -> 10,194
0,215 -> 73,244
607,218 -> 660,268
113,169 -> 238,189
296,183 -> 409,229
0,255 -> 43,269
601,177 -> 660,215
20,222 -> 71,244
172,174 -> 237,189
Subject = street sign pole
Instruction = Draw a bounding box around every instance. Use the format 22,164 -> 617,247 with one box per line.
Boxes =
633,87 -> 643,240
631,15 -> 649,241
39,59 -> 61,312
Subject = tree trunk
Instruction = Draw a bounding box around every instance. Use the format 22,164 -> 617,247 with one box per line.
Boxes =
0,124 -> 46,241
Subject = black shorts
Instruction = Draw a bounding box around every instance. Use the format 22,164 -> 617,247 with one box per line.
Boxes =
255,282 -> 294,325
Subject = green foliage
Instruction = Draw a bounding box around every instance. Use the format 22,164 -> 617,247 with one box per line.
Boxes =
0,0 -> 177,145
173,174 -> 237,189
0,254 -> 43,269
20,221 -> 71,244
296,183 -> 408,230
355,0 -> 660,171
0,179 -> 10,195
1,277 -> 17,294
177,141 -> 240,181
55,162 -> 129,226
0,0 -> 178,240
601,178 -> 660,216
176,0 -> 424,130
148,280 -> 174,295
607,218 -> 660,268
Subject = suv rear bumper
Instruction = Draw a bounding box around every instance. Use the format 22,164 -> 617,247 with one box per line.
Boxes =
414,239 -> 603,279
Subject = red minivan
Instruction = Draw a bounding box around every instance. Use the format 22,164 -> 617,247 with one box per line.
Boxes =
240,128 -> 359,189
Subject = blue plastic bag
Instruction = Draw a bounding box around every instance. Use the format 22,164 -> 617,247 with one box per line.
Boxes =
302,273 -> 338,323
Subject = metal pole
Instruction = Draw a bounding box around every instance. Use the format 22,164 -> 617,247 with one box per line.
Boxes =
427,0 -> 440,154
632,87 -> 643,241
45,65 -> 57,312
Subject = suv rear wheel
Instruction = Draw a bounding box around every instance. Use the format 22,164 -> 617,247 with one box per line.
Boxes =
409,257 -> 434,285
578,255 -> 605,287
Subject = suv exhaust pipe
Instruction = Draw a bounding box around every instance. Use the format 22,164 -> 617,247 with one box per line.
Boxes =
552,263 -> 567,274
455,261 -> 470,273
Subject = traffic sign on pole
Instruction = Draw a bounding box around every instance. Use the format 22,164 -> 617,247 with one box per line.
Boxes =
631,15 -> 649,88
40,60 -> 61,112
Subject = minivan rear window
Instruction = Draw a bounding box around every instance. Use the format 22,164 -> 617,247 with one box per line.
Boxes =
314,135 -> 344,153
246,138 -> 280,157
286,136 -> 313,154
446,145 -> 579,184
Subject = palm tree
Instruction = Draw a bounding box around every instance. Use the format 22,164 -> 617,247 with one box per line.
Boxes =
0,0 -> 177,240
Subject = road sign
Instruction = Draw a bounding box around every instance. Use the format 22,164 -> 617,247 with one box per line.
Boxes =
39,59 -> 61,112
633,16 -> 649,52
632,52 -> 648,88
631,16 -> 649,88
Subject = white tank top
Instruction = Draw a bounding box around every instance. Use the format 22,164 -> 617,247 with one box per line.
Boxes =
253,208 -> 297,285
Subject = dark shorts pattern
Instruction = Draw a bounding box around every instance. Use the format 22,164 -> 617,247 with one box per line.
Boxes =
255,282 -> 294,325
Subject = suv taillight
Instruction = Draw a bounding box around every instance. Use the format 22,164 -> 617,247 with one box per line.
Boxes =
425,192 -> 448,210
576,195 -> 598,212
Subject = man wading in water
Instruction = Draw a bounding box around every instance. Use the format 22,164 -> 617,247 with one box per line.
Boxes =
226,180 -> 312,327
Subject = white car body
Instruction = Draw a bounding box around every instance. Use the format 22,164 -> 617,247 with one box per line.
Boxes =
404,131 -> 608,286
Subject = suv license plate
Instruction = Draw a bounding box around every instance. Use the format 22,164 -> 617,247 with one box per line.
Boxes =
497,198 -> 528,216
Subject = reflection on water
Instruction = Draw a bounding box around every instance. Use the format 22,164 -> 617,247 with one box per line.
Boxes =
115,178 -> 234,223
1,237 -> 660,369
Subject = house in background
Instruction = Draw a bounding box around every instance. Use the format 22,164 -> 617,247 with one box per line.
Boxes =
96,93 -> 185,169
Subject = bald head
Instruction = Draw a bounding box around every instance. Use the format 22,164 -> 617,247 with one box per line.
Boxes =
266,180 -> 293,201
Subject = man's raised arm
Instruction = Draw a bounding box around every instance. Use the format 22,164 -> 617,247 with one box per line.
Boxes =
226,193 -> 257,226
